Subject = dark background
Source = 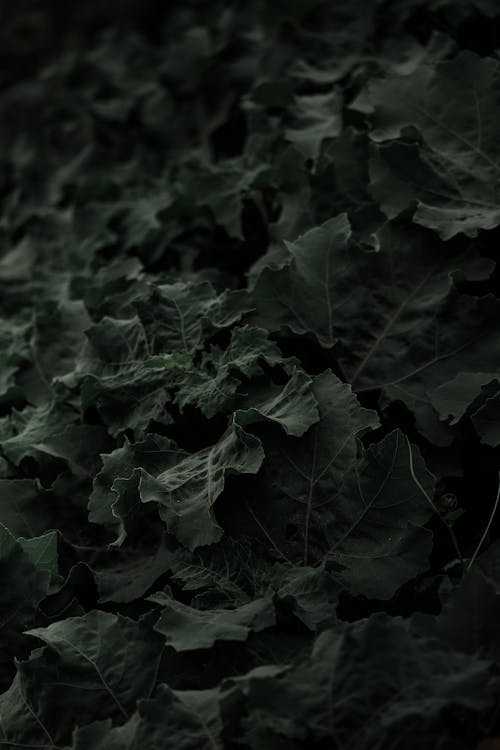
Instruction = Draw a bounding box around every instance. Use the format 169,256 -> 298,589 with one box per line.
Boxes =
0,0 -> 170,86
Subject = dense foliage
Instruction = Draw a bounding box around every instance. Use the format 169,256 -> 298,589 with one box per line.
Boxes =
2,1 -> 500,747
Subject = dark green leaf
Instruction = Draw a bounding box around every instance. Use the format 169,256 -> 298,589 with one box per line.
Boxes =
140,425 -> 264,549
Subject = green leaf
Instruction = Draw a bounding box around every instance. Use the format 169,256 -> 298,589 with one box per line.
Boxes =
140,424 -> 265,550
251,213 -> 351,347
89,434 -> 182,540
135,281 -> 251,355
23,611 -> 164,729
430,372 -> 499,425
285,89 -> 343,163
430,373 -> 500,446
65,281 -> 248,434
368,51 -> 500,238
0,674 -> 62,750
227,615 -> 494,748
471,387 -> 500,447
414,571 -> 500,661
0,401 -> 78,466
93,543 -> 172,604
69,686 -> 224,750
121,189 -> 173,250
138,686 -> 223,750
252,217 -> 500,441
29,298 -> 92,403
234,369 -> 319,437
178,158 -> 265,239
19,531 -> 60,586
176,325 -> 298,419
0,478 -> 54,538
255,371 -> 379,566
70,716 -> 139,750
272,563 -> 341,630
168,537 -> 265,608
324,430 -> 435,598
0,524 -> 50,689
75,316 -> 180,435
148,591 -> 275,650
254,374 -> 435,597
1,9 -> 499,748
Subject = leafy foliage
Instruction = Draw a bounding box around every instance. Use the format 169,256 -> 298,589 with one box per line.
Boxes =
367,52 -> 500,238
1,1 -> 500,748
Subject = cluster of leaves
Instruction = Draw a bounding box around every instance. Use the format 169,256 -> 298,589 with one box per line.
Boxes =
2,0 -> 500,747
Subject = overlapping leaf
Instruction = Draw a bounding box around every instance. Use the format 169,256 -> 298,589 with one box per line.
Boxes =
0,2 -> 499,748
176,325 -> 299,418
251,216 -> 499,440
226,615 -> 494,749
10,611 -> 165,744
368,52 -> 500,238
251,373 -> 435,596
0,525 -> 51,689
68,685 -> 224,750
140,424 -> 265,550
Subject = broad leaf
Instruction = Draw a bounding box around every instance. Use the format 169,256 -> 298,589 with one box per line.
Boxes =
252,217 -> 499,441
0,524 -> 50,689
0,401 -> 79,466
414,571 -> 500,661
324,430 -> 435,597
255,371 -> 379,566
251,213 -> 351,348
368,52 -> 500,238
0,478 -> 54,538
92,543 -> 172,604
430,372 -> 499,425
22,611 -> 164,732
140,424 -> 265,550
69,686 -> 224,750
149,591 -> 275,650
234,369 -> 319,437
272,563 -> 341,630
89,434 -> 182,540
255,374 -> 435,597
227,615 -> 494,749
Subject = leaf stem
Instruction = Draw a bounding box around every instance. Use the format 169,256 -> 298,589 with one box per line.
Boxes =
406,436 -> 464,569
467,472 -> 500,572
